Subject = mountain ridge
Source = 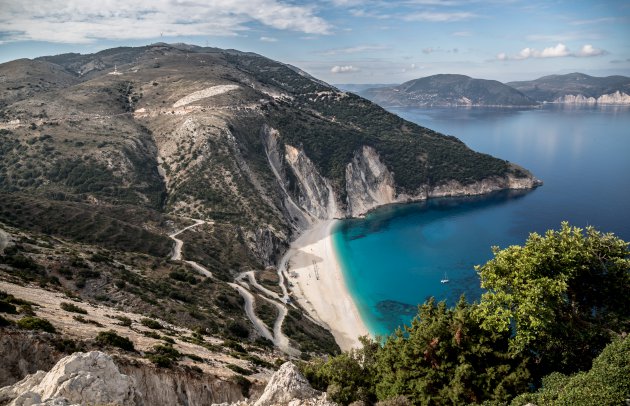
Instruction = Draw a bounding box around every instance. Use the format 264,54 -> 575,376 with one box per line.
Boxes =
352,72 -> 630,106
360,74 -> 537,107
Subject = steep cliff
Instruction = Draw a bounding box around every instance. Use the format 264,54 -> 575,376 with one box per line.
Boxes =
0,351 -> 249,406
552,90 -> 630,104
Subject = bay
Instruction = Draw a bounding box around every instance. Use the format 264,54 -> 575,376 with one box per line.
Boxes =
332,105 -> 630,337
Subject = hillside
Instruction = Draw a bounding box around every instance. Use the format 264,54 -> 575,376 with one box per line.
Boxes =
508,72 -> 630,103
0,43 -> 541,397
362,74 -> 537,107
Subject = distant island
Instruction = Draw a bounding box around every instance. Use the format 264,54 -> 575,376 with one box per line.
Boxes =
342,72 -> 630,107
508,72 -> 630,104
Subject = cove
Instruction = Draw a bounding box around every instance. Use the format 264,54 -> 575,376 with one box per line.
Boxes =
332,105 -> 630,337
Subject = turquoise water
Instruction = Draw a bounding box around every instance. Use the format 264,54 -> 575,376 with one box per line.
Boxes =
332,105 -> 630,337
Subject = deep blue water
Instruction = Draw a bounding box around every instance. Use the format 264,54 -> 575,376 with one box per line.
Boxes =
332,105 -> 630,337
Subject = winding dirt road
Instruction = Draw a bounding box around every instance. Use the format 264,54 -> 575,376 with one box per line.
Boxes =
168,219 -> 297,355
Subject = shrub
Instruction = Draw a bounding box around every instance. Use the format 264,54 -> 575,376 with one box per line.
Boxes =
140,318 -> 162,329
95,330 -> 135,351
147,344 -> 181,368
0,301 -> 17,314
60,302 -> 88,314
114,315 -> 132,326
17,316 -> 56,333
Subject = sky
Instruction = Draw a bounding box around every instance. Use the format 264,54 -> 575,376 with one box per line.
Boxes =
0,0 -> 629,83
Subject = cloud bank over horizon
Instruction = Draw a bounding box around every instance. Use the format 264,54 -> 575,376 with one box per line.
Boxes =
0,0 -> 628,83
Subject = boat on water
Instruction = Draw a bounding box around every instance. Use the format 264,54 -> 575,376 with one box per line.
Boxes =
440,272 -> 449,284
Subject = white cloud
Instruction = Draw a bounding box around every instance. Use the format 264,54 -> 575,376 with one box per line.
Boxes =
497,43 -> 607,60
452,31 -> 472,37
540,43 -> 570,57
330,65 -> 360,73
0,0 -> 332,44
320,45 -> 388,55
260,36 -> 278,42
403,11 -> 477,22
422,47 -> 435,54
576,44 -> 606,57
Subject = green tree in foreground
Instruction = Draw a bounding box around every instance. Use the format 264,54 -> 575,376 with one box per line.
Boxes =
475,222 -> 630,377
376,296 -> 529,405
511,336 -> 630,406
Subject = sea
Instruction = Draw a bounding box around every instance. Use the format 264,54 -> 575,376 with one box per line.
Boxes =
332,104 -> 630,337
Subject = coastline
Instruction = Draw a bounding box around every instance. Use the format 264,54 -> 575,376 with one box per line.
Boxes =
283,219 -> 369,351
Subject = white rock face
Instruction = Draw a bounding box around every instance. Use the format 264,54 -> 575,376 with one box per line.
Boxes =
553,91 -> 630,105
284,145 -> 339,221
345,146 -> 396,217
253,362 -> 333,406
0,351 -> 139,406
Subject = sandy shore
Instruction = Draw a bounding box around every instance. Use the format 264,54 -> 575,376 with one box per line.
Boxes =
283,220 -> 369,351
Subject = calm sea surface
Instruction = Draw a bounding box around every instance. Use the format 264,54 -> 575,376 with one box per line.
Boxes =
332,105 -> 630,337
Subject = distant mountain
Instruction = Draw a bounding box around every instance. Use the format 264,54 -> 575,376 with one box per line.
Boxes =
362,74 -> 537,107
334,83 -> 397,94
508,73 -> 630,104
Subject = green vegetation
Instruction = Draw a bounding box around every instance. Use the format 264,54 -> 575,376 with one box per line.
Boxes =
95,330 -> 135,351
146,344 -> 181,368
0,194 -> 172,257
140,317 -> 163,329
301,224 -> 630,405
476,222 -> 630,377
512,336 -> 630,406
17,316 -> 56,333
60,301 -> 88,314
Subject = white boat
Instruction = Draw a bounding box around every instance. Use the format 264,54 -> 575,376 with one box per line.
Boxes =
440,273 -> 449,284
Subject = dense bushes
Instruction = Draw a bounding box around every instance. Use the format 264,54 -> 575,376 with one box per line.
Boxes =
95,330 -> 135,351
17,316 -> 56,333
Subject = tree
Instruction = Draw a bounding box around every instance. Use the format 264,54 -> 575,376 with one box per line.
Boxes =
475,222 -> 630,377
511,336 -> 630,406
376,296 -> 529,405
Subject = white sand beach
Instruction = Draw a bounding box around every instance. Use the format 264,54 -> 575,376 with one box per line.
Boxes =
283,220 -> 369,351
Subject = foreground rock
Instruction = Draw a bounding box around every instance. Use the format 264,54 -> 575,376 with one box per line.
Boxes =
0,351 -> 138,406
213,362 -> 335,406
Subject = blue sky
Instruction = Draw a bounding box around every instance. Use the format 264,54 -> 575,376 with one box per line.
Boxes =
1,0 -> 629,83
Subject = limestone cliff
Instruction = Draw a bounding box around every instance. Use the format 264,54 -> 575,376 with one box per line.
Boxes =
552,91 -> 630,104
345,146 -> 396,217
263,130 -> 540,220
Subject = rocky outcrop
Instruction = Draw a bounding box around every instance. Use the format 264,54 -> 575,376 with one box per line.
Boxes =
262,125 -> 313,229
284,145 -> 340,221
552,91 -> 630,105
345,146 -> 396,217
212,362 -> 334,406
0,351 -> 138,406
254,362 -> 322,406
0,350 -> 248,406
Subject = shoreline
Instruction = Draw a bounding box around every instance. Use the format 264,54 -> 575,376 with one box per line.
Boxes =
283,219 -> 369,351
